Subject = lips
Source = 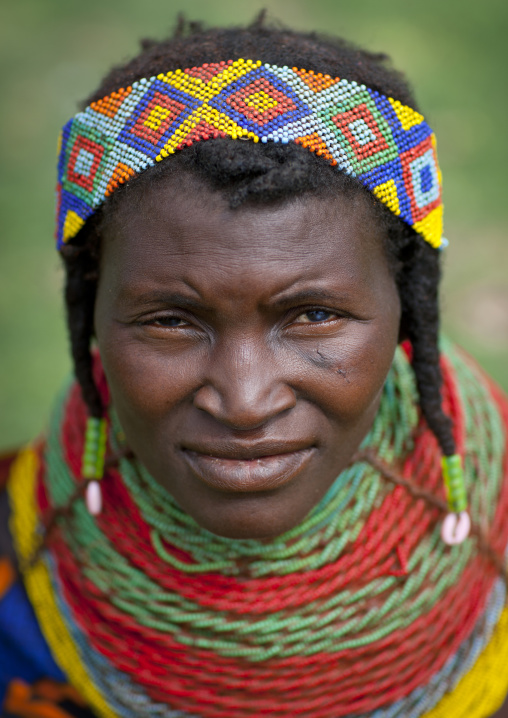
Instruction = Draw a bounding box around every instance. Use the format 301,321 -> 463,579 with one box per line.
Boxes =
181,442 -> 315,493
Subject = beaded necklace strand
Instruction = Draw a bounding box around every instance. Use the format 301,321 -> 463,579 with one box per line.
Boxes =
8,340 -> 508,718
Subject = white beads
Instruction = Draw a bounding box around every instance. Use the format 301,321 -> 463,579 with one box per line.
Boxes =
57,58 -> 442,250
441,511 -> 471,545
86,480 -> 103,516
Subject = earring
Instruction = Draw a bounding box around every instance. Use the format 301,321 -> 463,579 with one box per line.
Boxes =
441,454 -> 470,545
82,417 -> 107,516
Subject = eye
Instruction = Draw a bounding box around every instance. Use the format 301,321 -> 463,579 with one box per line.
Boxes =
144,315 -> 189,328
294,309 -> 336,324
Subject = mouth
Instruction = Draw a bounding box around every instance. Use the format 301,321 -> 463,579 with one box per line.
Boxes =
181,443 -> 315,493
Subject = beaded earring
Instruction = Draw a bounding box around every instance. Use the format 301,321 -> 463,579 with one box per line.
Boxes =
82,417 -> 107,515
441,454 -> 470,545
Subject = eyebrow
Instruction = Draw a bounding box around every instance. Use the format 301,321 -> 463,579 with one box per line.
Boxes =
120,290 -> 205,310
270,288 -> 353,308
119,287 -> 355,312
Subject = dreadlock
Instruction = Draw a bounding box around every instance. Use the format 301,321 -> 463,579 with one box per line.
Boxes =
60,13 -> 455,459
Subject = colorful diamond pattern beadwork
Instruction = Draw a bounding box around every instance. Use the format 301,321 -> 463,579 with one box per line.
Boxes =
206,68 -> 311,139
400,135 -> 441,223
56,59 -> 444,249
66,136 -> 104,193
131,92 -> 187,144
331,103 -> 394,167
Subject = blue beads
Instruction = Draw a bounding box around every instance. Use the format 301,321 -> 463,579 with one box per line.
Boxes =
56,59 -> 444,250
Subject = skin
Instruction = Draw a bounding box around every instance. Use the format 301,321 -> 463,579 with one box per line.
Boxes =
12,170 -> 508,717
94,173 -> 401,540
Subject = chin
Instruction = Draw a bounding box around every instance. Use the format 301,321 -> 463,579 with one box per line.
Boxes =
207,522 -> 284,541
189,496 -> 307,540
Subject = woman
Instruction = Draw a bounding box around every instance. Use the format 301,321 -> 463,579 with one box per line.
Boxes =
1,14 -> 508,718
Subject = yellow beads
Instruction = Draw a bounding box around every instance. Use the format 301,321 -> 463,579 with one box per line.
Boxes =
373,179 -> 401,216
421,604 -> 508,718
62,210 -> 85,243
57,59 -> 445,250
7,448 -> 117,718
414,205 -> 444,249
389,98 -> 425,131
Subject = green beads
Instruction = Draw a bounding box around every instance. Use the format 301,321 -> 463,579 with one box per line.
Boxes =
442,454 -> 468,513
82,417 -> 107,479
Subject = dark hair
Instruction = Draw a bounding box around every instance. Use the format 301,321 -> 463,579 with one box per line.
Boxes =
60,13 -> 455,459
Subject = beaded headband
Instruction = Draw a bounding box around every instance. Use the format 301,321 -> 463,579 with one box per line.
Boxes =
56,58 -> 444,249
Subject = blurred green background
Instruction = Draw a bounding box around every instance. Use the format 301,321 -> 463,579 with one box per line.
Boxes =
1,0 -> 507,450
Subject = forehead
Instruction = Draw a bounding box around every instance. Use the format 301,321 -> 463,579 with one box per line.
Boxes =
100,172 -> 389,280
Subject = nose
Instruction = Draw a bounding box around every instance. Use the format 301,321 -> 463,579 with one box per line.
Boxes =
193,337 -> 297,430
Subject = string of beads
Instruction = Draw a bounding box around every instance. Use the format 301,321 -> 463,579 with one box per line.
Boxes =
8,340 -> 508,717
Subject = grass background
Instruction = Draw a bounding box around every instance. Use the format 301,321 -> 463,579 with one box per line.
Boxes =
1,0 -> 507,450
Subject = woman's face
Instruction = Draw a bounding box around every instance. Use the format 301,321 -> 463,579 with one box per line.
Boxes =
95,174 -> 401,539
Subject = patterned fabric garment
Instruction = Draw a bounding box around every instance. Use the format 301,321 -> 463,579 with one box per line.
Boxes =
2,343 -> 508,718
0,453 -> 92,717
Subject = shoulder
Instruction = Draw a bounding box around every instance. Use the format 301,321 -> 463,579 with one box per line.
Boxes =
0,449 -> 96,717
441,344 -> 508,718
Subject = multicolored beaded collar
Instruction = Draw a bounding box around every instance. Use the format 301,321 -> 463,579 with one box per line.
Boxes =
56,58 -> 444,249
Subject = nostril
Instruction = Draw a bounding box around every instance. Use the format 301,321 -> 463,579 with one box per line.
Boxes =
193,382 -> 296,430
193,385 -> 223,417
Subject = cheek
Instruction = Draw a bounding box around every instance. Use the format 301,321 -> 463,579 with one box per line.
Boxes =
305,317 -> 400,423
96,332 -> 200,426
